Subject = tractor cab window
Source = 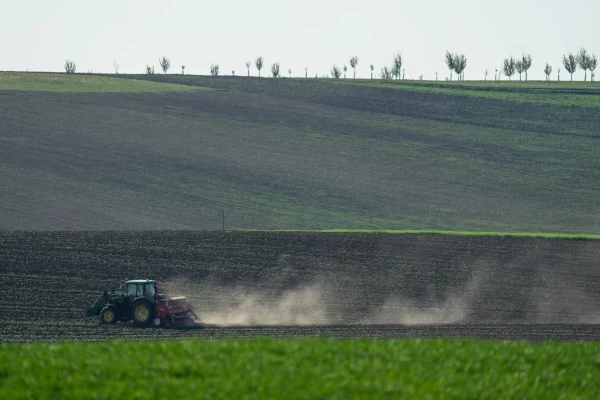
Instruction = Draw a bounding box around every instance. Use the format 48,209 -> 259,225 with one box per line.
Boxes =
145,284 -> 156,297
127,283 -> 136,297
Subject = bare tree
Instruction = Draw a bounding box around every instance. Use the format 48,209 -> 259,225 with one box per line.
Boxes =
330,65 -> 342,79
522,54 -> 532,81
590,54 -> 597,82
210,64 -> 220,76
181,65 -> 185,75
562,53 -> 577,81
271,62 -> 280,78
392,63 -> 400,80
245,61 -> 251,77
485,69 -> 488,81
343,65 -> 347,78
64,60 -> 76,74
305,67 -> 308,78
453,54 -> 467,81
255,56 -> 264,77
445,51 -> 455,81
288,69 -> 292,78
380,66 -> 392,80
113,60 -> 120,74
349,56 -> 358,79
515,59 -> 524,80
576,47 -> 591,81
392,53 -> 402,80
159,56 -> 171,74
145,65 -> 154,75
503,56 -> 516,80
370,64 -> 374,80
558,68 -> 561,81
544,63 -> 552,84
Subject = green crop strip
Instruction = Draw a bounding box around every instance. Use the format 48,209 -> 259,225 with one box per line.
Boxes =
1,338 -> 599,399
332,79 -> 600,109
0,72 -> 210,93
241,229 -> 600,240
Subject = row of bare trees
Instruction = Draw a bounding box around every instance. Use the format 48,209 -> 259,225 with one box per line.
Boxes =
561,48 -> 597,82
445,52 -> 467,81
64,48 -> 598,82
497,49 -> 597,83
500,54 -> 533,81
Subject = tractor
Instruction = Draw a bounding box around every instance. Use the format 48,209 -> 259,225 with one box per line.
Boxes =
86,279 -> 197,327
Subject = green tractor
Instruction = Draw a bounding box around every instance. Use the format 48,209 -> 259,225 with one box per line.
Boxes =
86,279 -> 197,327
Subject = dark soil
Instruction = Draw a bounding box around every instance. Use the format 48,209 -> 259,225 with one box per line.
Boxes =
1,231 -> 599,342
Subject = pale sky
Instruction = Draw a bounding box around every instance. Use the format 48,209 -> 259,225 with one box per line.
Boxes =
1,0 -> 598,81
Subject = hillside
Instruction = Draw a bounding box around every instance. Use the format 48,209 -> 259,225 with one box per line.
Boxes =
1,72 -> 599,232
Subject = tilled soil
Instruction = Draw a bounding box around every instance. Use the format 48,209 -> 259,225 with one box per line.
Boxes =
5,322 -> 599,343
1,231 -> 599,343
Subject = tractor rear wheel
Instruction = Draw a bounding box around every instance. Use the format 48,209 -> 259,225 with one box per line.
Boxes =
100,306 -> 118,324
131,300 -> 153,325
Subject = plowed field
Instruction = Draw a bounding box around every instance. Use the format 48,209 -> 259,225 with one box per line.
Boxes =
1,231 -> 599,342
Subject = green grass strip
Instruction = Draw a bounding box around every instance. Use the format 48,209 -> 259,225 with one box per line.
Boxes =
239,229 -> 600,240
331,78 -> 600,108
0,72 -> 210,93
1,338 -> 599,399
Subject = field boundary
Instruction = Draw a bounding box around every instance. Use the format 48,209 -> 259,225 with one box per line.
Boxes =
240,229 -> 600,240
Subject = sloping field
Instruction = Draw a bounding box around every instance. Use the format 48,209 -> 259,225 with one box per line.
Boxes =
1,73 -> 599,232
0,72 -> 208,93
1,231 -> 599,342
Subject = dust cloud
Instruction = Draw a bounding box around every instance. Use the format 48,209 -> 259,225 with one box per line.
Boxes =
161,240 -> 600,327
163,275 -> 486,326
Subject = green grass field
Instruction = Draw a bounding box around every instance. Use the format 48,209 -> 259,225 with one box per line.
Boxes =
0,72 -> 209,92
337,78 -> 600,108
1,338 -> 598,399
1,72 -> 599,232
271,229 -> 600,240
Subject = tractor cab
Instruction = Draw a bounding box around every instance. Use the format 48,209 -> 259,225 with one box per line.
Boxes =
124,279 -> 157,301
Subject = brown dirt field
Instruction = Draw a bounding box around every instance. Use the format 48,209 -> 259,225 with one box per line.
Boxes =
1,231 -> 599,342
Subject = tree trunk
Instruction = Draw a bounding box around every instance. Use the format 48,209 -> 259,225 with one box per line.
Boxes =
450,70 -> 452,81
525,71 -> 528,81
571,73 -> 573,81
584,70 -> 587,81
354,70 -> 356,79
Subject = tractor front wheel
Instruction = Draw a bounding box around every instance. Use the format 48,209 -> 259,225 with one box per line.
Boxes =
100,306 -> 118,324
131,300 -> 153,325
